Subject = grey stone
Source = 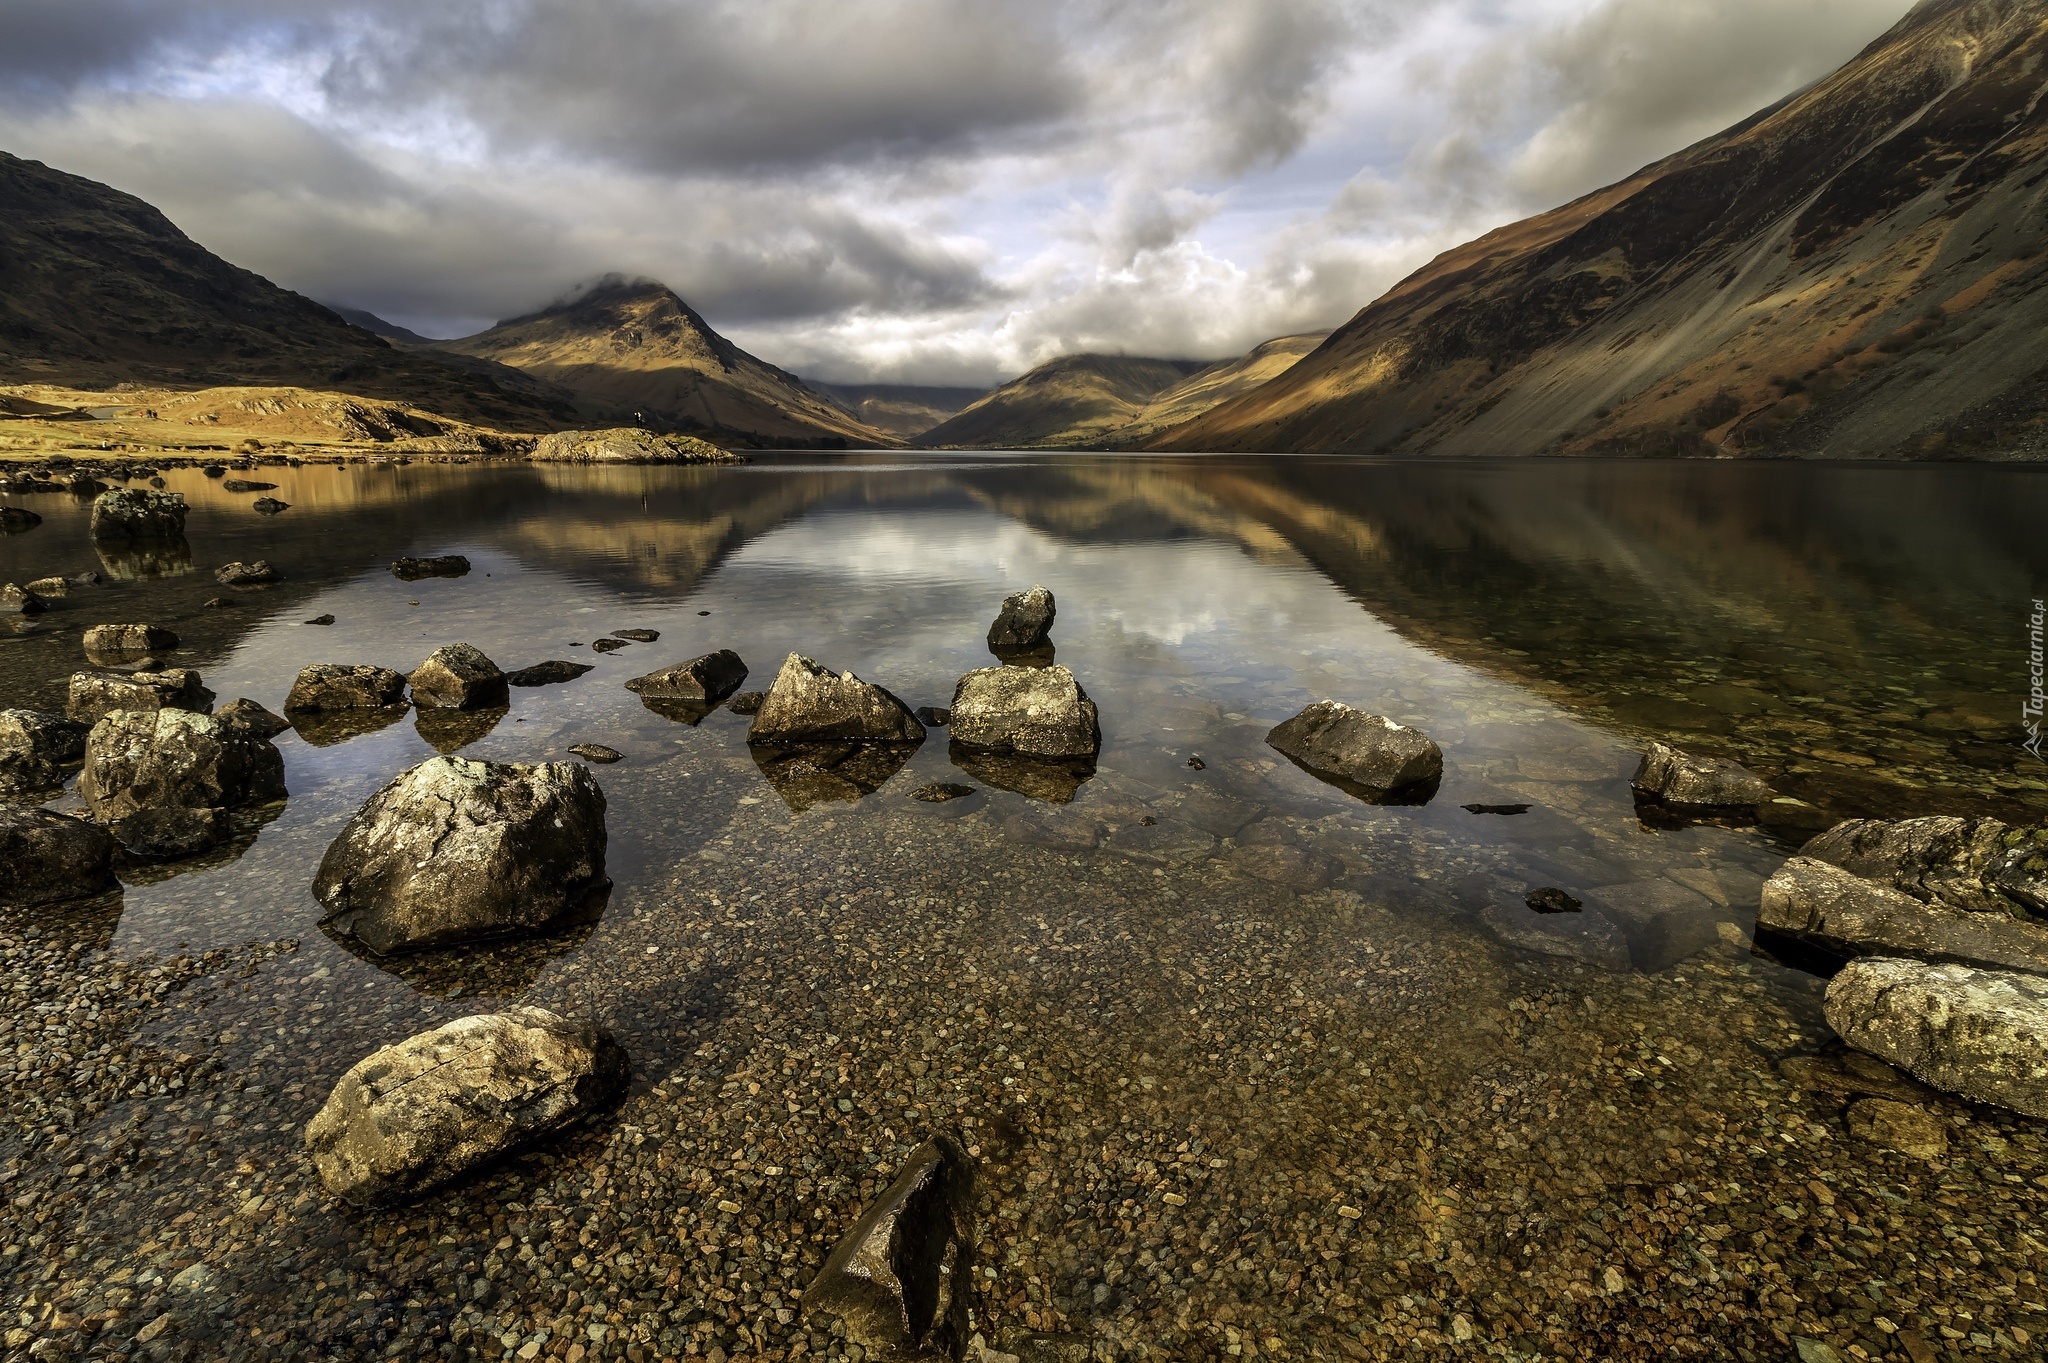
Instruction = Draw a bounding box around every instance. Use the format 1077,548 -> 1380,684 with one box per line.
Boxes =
286,664 -> 407,712
1105,819 -> 1217,865
214,560 -> 282,586
216,698 -> 291,740
949,664 -> 1100,759
803,1131 -> 975,1361
0,708 -> 89,797
304,1007 -> 627,1207
987,585 -> 1056,654
79,708 -> 286,822
66,669 -> 213,725
1844,1097 -> 1948,1160
1800,816 -> 2048,917
506,660 -> 594,688
568,743 -> 623,764
314,756 -> 609,954
0,807 -> 116,906
390,554 -> 470,581
408,643 -> 508,710
1266,701 -> 1442,796
1481,901 -> 1632,969
749,653 -> 925,744
1,583 -> 47,615
1629,741 -> 1770,808
624,650 -> 748,706
1758,856 -> 2048,974
110,806 -> 229,862
1585,879 -> 1719,970
89,489 -> 187,540
82,623 -> 179,654
1825,957 -> 2048,1118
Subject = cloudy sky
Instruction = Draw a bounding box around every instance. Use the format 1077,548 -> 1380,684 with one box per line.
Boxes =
1,0 -> 1910,385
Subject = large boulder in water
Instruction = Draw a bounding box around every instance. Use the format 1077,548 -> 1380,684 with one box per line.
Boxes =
986,584 -> 1056,655
304,1006 -> 628,1207
528,428 -> 739,464
1825,957 -> 2048,1119
0,807 -> 116,906
408,643 -> 508,710
78,708 -> 286,821
1630,741 -> 1770,809
625,650 -> 748,705
1799,815 -> 2048,917
286,663 -> 408,712
1758,855 -> 2048,975
313,756 -> 609,954
0,708 -> 89,797
749,653 -> 925,745
82,623 -> 179,658
949,663 -> 1099,758
89,489 -> 187,540
66,669 -> 214,725
1267,701 -> 1442,797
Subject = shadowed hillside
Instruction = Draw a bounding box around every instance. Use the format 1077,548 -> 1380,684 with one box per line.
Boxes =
915,354 -> 1208,448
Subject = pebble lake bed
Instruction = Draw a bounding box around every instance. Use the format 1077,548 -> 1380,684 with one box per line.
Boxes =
2,452 -> 2046,1363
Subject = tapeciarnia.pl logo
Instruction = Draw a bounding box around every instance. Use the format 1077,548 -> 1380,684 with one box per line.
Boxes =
2029,598 -> 2046,761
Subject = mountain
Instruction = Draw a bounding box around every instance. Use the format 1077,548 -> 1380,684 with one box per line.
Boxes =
1155,0 -> 2048,460
324,305 -> 439,347
0,150 -> 572,431
914,354 -> 1210,449
1105,332 -> 1329,447
808,381 -> 991,439
433,276 -> 896,448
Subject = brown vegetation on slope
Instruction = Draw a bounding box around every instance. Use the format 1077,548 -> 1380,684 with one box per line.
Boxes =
913,354 -> 1209,449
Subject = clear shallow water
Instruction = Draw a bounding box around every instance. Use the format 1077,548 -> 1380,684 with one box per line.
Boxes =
2,453 -> 2046,1362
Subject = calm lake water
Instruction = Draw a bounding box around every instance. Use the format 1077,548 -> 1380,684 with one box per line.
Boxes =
3,453 -> 2045,1362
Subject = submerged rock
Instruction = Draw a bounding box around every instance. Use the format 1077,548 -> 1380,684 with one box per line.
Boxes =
390,554 -> 470,581
727,691 -> 765,716
214,560 -> 282,587
1800,815 -> 2048,917
408,643 -> 509,710
82,623 -> 179,654
0,708 -> 89,796
1526,887 -> 1583,914
89,489 -> 187,540
804,1131 -> 975,1361
505,660 -> 594,688
67,669 -> 214,725
304,1006 -> 628,1207
949,744 -> 1095,804
1758,856 -> 2048,974
287,663 -> 409,712
749,653 -> 925,745
110,806 -> 228,862
528,428 -> 740,464
79,708 -> 286,822
0,807 -> 117,906
1845,1097 -> 1948,1160
314,756 -> 609,954
1481,900 -> 1631,969
949,664 -> 1099,758
1825,957 -> 2048,1119
987,584 -> 1056,655
568,743 -> 623,764
624,650 -> 748,706
414,705 -> 507,754
1629,741 -> 1770,809
1266,701 -> 1442,799
911,782 -> 978,803
751,743 -> 916,812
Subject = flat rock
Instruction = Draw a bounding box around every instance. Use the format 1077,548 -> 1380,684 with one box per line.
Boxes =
390,554 -> 470,581
67,669 -> 214,725
286,664 -> 408,712
949,664 -> 1100,758
1480,901 -> 1632,969
625,650 -> 748,705
749,653 -> 925,744
0,506 -> 41,532
506,660 -> 594,687
0,708 -> 90,796
24,576 -> 66,596
591,638 -> 629,653
1267,701 -> 1442,798
89,489 -> 187,540
83,623 -> 179,654
1800,815 -> 2048,916
79,708 -> 287,821
1000,808 -> 1100,852
987,585 -> 1056,654
1825,957 -> 2048,1118
1,583 -> 48,615
214,560 -> 281,586
1585,879 -> 1719,970
220,479 -> 276,492
314,756 -> 609,954
1105,819 -> 1216,865
1228,842 -> 1334,891
1170,786 -> 1265,838
0,807 -> 117,906
304,1006 -> 627,1207
611,628 -> 659,642
568,743 -> 623,764
110,806 -> 228,862
217,698 -> 291,740
408,643 -> 508,710
251,497 -> 289,515
1758,856 -> 2048,974
1630,741 -> 1770,808
528,428 -> 740,464
1844,1097 -> 1948,1159
803,1131 -> 975,1360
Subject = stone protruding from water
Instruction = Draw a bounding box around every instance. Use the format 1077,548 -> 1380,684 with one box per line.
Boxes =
1,583 -> 47,615
528,428 -> 740,464
1825,957 -> 2048,1119
391,554 -> 470,581
408,644 -> 509,710
0,708 -> 89,796
948,663 -> 1100,758
749,653 -> 925,745
286,664 -> 408,712
110,806 -> 229,862
987,584 -> 1055,655
82,623 -> 179,655
304,1007 -> 628,1207
314,756 -> 609,955
1800,815 -> 2048,917
506,660 -> 594,688
79,708 -> 287,822
89,489 -> 187,540
1267,701 -> 1442,797
217,698 -> 292,740
1759,856 -> 2048,975
0,807 -> 117,906
803,1130 -> 976,1361
66,669 -> 214,725
1629,741 -> 1770,809
214,560 -> 282,586
624,650 -> 749,706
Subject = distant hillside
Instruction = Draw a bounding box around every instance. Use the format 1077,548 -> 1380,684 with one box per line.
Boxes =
434,276 -> 897,448
0,150 -> 573,431
914,354 -> 1209,449
325,305 -> 439,347
1155,0 -> 2048,460
1108,332 -> 1328,446
809,380 -> 990,438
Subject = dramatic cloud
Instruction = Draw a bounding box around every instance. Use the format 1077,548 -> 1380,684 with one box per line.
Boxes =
0,0 -> 1911,383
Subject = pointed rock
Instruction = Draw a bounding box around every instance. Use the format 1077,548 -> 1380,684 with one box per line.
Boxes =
408,643 -> 509,710
749,653 -> 924,744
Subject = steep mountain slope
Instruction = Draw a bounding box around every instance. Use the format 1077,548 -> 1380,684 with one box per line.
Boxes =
1106,332 -> 1328,447
808,381 -> 990,438
325,305 -> 439,347
1156,0 -> 2048,459
435,276 -> 896,448
914,354 -> 1209,449
0,150 -> 572,431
